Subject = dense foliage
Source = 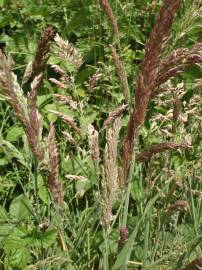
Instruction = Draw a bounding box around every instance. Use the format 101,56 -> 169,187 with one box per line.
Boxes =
0,0 -> 202,269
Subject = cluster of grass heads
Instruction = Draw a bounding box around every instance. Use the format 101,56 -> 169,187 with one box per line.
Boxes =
0,0 -> 202,269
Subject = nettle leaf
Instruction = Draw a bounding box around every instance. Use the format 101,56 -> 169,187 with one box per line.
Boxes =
0,205 -> 8,221
32,229 -> 58,248
7,248 -> 31,269
0,224 -> 14,246
9,194 -> 33,221
4,235 -> 27,250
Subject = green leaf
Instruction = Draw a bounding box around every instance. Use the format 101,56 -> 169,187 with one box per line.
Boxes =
0,205 -> 7,221
4,235 -> 27,250
38,174 -> 49,204
8,248 -> 31,269
9,195 -> 33,221
6,125 -> 24,142
0,224 -> 14,246
32,229 -> 58,248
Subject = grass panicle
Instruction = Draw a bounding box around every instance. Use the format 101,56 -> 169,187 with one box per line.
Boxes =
49,110 -> 81,133
123,0 -> 182,175
47,123 -> 63,204
101,117 -> 121,230
54,33 -> 83,69
136,142 -> 190,163
104,104 -> 127,127
54,94 -> 77,110
99,0 -> 120,46
88,124 -> 100,162
0,51 -> 28,126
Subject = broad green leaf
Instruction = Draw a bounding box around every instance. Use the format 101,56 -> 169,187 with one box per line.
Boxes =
9,195 -> 33,221
0,205 -> 7,221
6,125 -> 24,142
0,224 -> 14,246
8,248 -> 31,269
4,235 -> 27,250
32,229 -> 58,248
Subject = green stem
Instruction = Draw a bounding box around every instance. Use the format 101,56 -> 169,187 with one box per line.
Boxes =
33,157 -> 44,270
122,151 -> 136,227
103,228 -> 109,270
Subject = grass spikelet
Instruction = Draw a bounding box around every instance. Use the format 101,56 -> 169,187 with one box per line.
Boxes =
54,33 -> 83,69
51,64 -> 66,76
63,131 -> 77,147
101,117 -> 121,229
87,70 -> 102,92
49,110 -> 81,133
26,74 -> 44,161
104,104 -> 127,127
65,175 -> 86,181
54,94 -> 77,110
88,124 -> 100,162
32,27 -> 55,77
123,0 -> 182,174
99,0 -> 120,46
49,78 -> 68,89
0,51 -> 28,126
136,142 -> 190,163
110,45 -> 130,101
47,123 -> 63,204
156,43 -> 202,89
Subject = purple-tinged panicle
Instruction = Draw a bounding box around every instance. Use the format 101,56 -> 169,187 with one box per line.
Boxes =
123,0 -> 181,175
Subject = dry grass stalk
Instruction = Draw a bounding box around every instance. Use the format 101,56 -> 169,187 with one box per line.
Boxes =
99,0 -> 120,46
54,33 -> 83,69
101,117 -> 121,229
136,142 -> 190,163
0,51 -> 28,126
104,104 -> 127,127
54,94 -> 77,110
110,45 -> 130,100
47,123 -> 63,204
183,257 -> 202,270
123,0 -> 181,175
49,110 -> 81,133
88,124 -> 100,162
